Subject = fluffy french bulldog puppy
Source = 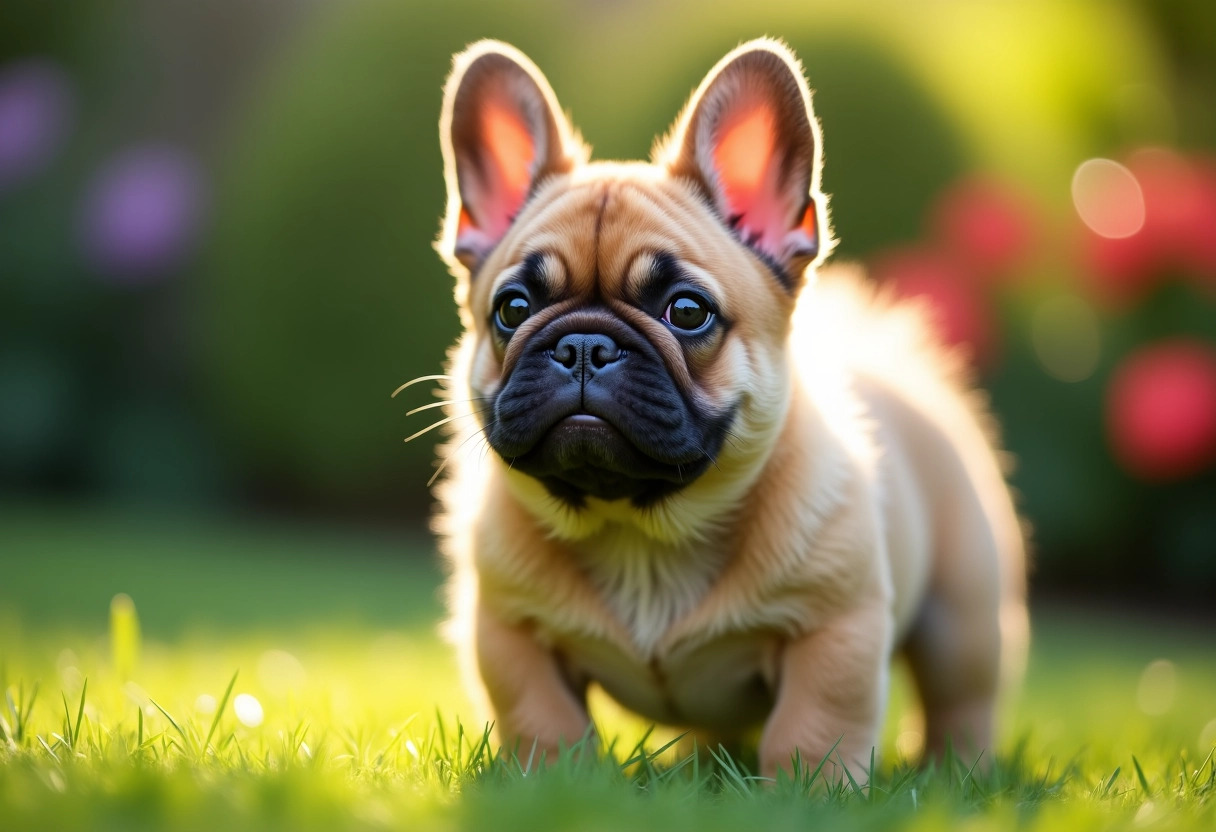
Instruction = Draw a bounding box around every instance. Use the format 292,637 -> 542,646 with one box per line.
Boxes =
427,38 -> 1027,778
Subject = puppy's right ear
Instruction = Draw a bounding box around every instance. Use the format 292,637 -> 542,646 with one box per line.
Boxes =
439,41 -> 582,275
656,39 -> 829,290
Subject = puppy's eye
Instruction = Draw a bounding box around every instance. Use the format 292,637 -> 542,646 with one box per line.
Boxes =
662,294 -> 712,332
496,293 -> 531,330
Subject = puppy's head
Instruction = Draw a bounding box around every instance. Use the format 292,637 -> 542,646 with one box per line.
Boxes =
436,39 -> 831,538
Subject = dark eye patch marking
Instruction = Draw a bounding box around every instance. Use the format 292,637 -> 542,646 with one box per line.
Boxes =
512,250 -> 559,307
631,252 -> 727,332
633,251 -> 686,315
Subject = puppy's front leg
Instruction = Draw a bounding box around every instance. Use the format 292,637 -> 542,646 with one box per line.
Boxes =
759,599 -> 892,781
476,601 -> 592,762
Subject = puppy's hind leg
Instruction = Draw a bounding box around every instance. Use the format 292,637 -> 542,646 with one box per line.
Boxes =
903,593 -> 1000,763
903,496 -> 1023,764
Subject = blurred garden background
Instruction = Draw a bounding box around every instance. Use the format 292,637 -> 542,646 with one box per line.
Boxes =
3,0 -> 1214,603
3,2 -> 1216,827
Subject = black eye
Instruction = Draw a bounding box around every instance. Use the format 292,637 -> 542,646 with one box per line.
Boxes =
662,294 -> 712,332
496,293 -> 531,330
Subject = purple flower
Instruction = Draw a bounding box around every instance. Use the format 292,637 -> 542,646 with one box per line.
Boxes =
0,58 -> 74,194
80,145 -> 206,282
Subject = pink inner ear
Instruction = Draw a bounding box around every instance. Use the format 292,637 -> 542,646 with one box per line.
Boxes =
712,103 -> 792,256
475,101 -> 535,239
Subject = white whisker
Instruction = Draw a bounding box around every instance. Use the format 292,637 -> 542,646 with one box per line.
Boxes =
406,397 -> 489,417
403,408 -> 492,443
403,414 -> 465,443
406,400 -> 451,417
390,374 -> 451,399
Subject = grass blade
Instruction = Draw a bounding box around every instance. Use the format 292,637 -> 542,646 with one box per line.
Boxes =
37,735 -> 60,763
73,679 -> 87,747
803,736 -> 844,791
204,671 -> 238,753
150,699 -> 191,753
840,753 -> 865,801
1132,755 -> 1151,794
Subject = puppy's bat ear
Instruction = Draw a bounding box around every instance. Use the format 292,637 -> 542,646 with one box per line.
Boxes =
439,41 -> 582,275
657,39 -> 831,288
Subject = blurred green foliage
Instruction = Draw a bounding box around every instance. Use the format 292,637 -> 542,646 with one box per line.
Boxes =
1,0 -> 1214,597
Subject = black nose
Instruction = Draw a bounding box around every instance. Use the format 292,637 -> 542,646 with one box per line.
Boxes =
552,333 -> 622,375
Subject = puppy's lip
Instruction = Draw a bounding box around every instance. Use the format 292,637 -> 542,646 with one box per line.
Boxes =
558,413 -> 610,428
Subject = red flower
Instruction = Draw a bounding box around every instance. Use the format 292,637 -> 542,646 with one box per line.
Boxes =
1106,339 -> 1216,481
931,177 -> 1036,280
1175,156 -> 1216,283
873,246 -> 997,366
1079,228 -> 1159,308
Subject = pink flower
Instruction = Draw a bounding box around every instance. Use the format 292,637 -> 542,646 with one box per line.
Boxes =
931,177 -> 1036,280
1106,339 -> 1216,481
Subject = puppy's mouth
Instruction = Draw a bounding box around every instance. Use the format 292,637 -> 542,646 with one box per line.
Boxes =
516,413 -> 700,504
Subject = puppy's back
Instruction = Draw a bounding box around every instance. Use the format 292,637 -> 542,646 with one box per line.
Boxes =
793,265 -> 1029,686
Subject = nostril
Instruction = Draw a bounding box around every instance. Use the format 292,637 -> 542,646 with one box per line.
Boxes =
589,342 -> 621,368
552,341 -> 578,369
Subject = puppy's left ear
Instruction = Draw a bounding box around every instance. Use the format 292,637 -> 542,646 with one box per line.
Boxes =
658,39 -> 829,287
439,41 -> 583,275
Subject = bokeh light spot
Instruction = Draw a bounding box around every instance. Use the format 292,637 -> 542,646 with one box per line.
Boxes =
79,144 -> 205,282
1072,158 -> 1145,239
1030,295 -> 1101,382
1136,659 -> 1176,716
233,693 -> 264,727
1200,718 -> 1216,751
0,58 -> 73,193
194,693 -> 217,715
258,649 -> 307,698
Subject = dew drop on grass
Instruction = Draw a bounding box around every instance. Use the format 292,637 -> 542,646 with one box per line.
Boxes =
233,693 -> 264,727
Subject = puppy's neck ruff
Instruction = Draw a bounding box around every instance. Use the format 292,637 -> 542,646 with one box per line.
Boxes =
572,522 -> 733,654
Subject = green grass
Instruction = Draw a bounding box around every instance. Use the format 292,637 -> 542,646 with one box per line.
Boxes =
2,504 -> 1215,831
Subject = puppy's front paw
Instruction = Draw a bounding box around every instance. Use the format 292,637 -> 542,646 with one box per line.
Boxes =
759,735 -> 875,785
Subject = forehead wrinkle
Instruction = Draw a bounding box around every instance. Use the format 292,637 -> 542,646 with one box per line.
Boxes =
594,191 -> 696,292
600,182 -> 742,308
501,182 -> 606,296
610,181 -> 741,276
